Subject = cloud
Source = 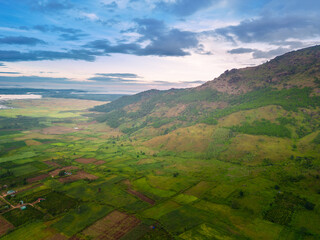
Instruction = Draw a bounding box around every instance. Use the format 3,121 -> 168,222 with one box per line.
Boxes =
251,47 -> 291,59
80,12 -> 100,21
0,36 -> 46,45
185,80 -> 206,84
134,18 -> 199,56
228,48 -> 254,54
228,46 -> 294,59
216,15 -> 320,44
103,1 -> 118,10
0,75 -> 70,83
33,25 -> 88,40
31,0 -> 72,12
88,76 -> 138,82
89,73 -> 142,83
0,49 -> 102,62
156,0 -> 216,17
84,40 -> 141,54
85,18 -> 201,57
96,73 -> 141,78
0,72 -> 20,74
0,63 -> 5,66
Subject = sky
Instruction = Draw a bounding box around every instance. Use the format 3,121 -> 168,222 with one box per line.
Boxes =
0,0 -> 319,94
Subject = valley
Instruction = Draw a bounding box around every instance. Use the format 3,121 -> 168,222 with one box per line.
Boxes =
0,46 -> 319,240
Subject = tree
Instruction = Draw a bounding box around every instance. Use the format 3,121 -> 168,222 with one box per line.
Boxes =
58,170 -> 65,176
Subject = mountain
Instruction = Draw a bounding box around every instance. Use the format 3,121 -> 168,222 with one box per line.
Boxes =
93,46 -> 320,141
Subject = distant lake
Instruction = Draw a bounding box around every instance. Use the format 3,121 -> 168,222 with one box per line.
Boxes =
0,94 -> 42,100
0,104 -> 11,109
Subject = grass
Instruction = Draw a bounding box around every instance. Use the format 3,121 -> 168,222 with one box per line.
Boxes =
141,200 -> 181,219
230,119 -> 291,138
179,223 -> 236,240
0,222 -> 53,240
133,178 -> 176,200
172,194 -> 198,205
37,191 -> 79,215
0,152 -> 37,163
2,206 -> 44,227
0,93 -> 320,240
11,164 -> 39,177
52,203 -> 113,237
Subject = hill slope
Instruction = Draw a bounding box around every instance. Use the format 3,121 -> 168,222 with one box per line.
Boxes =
93,45 -> 320,139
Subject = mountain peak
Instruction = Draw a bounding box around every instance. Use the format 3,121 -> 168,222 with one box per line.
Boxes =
199,45 -> 320,94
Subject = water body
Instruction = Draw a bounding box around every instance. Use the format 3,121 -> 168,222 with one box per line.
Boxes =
0,94 -> 42,100
0,94 -> 42,109
0,104 -> 11,109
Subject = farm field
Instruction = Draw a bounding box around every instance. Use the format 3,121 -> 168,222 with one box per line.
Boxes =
1,49 -> 320,240
0,97 -> 319,240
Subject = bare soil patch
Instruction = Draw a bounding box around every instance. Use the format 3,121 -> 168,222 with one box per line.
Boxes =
0,216 -> 14,237
75,158 -> 97,164
47,233 -> 68,240
49,166 -> 79,177
82,210 -> 140,240
27,174 -> 49,183
123,180 -> 155,205
127,189 -> 155,205
25,139 -> 42,146
44,160 -> 60,167
58,171 -> 98,183
93,160 -> 105,165
16,183 -> 43,194
41,126 -> 77,135
78,121 -> 97,126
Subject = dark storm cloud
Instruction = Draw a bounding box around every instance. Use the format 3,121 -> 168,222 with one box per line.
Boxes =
216,15 -> 320,44
30,0 -> 72,12
0,36 -> 46,45
85,18 -> 200,57
155,0 -> 216,17
0,49 -> 102,62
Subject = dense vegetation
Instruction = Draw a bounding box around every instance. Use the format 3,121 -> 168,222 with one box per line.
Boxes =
0,46 -> 320,240
231,119 -> 292,138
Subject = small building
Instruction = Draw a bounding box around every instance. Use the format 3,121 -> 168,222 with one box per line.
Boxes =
7,190 -> 15,195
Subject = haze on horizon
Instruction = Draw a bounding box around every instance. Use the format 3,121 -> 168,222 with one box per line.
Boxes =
0,0 -> 319,94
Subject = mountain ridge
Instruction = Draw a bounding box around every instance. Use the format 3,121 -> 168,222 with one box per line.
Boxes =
92,45 -> 320,137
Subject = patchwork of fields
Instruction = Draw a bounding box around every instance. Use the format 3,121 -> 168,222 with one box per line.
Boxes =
0,98 -> 319,239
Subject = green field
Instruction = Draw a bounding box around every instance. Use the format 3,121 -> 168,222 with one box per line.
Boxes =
1,46 -> 320,240
52,203 -> 113,237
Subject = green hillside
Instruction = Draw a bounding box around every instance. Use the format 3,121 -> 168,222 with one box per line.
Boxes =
0,46 -> 319,240
93,45 -> 320,139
